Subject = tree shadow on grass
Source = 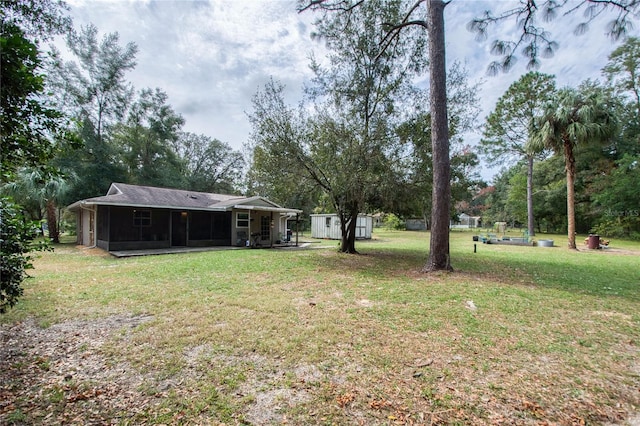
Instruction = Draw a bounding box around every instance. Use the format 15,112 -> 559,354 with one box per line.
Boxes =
453,249 -> 639,302
305,245 -> 639,302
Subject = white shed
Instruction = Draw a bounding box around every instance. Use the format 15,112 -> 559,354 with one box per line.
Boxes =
450,213 -> 481,229
311,214 -> 373,240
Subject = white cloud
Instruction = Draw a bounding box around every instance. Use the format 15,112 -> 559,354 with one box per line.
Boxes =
58,0 -> 631,182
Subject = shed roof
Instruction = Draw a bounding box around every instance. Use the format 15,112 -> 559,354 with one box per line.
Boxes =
67,183 -> 302,214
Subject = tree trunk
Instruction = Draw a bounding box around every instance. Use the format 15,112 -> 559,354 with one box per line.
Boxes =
46,199 -> 60,244
564,140 -> 577,250
339,208 -> 359,254
423,0 -> 452,272
526,155 -> 535,237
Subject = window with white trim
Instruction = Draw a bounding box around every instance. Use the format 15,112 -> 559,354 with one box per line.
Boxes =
236,212 -> 249,228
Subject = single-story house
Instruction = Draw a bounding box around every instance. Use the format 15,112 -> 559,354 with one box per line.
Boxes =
67,183 -> 302,252
310,214 -> 373,240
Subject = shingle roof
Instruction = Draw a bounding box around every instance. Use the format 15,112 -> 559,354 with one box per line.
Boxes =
104,183 -> 245,209
68,183 -> 271,211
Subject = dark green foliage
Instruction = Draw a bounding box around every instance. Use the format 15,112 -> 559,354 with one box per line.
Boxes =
113,88 -> 185,188
252,1 -> 426,254
394,63 -> 481,227
176,133 -> 244,194
246,79 -> 314,192
53,121 -> 127,201
480,71 -> 556,237
0,198 -> 49,313
532,86 -> 619,248
2,169 -> 75,243
484,38 -> 639,239
48,24 -> 137,200
1,0 -> 72,40
50,25 -> 247,197
591,154 -> 640,239
602,37 -> 640,158
531,156 -> 567,233
0,0 -> 72,312
382,213 -> 404,230
480,72 -> 556,165
482,166 -> 519,226
0,22 -> 66,182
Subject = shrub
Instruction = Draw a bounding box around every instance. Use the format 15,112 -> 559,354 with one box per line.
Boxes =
383,213 -> 404,231
0,197 -> 50,313
590,216 -> 640,241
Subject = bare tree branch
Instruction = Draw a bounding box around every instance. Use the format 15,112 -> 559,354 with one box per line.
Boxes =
297,0 -> 365,13
375,1 -> 428,63
468,0 -> 639,75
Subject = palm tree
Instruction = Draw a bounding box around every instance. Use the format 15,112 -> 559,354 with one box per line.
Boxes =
2,169 -> 74,243
531,87 -> 618,249
480,72 -> 556,238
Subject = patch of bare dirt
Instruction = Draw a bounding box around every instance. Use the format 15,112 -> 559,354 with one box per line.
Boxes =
0,314 -> 153,424
2,314 -> 639,425
180,344 -> 320,425
0,315 -> 324,425
577,246 -> 640,256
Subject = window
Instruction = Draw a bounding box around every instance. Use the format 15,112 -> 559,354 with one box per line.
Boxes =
325,217 -> 331,227
133,210 -> 151,227
236,212 -> 249,228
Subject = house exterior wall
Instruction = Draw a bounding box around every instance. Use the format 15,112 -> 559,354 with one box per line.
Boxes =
232,209 -> 251,246
232,209 -> 285,247
76,207 -> 96,246
75,201 -> 298,251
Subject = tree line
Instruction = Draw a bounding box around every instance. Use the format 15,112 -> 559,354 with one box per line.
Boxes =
475,38 -> 640,245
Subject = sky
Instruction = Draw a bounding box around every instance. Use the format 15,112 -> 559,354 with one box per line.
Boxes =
59,0 -> 633,181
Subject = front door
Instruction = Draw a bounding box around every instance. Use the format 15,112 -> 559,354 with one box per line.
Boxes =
260,215 -> 271,245
171,211 -> 188,246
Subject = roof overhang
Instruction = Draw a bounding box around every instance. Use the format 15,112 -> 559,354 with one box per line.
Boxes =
67,200 -> 302,215
67,200 -> 229,212
233,204 -> 303,214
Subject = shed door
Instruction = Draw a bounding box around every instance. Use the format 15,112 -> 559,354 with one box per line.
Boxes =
171,211 -> 188,246
355,216 -> 369,238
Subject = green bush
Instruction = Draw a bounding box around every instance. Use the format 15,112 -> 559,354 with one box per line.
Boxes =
61,210 -> 77,236
590,215 -> 640,241
383,213 -> 404,230
0,197 -> 50,313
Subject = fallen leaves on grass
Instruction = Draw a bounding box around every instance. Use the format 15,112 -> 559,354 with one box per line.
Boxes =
336,390 -> 356,408
0,315 -> 154,424
522,399 -> 545,418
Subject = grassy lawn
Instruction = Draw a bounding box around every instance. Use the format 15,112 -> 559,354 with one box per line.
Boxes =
1,230 -> 639,425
